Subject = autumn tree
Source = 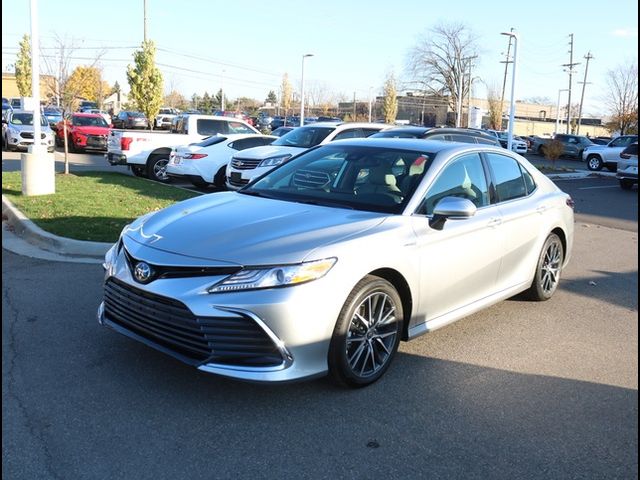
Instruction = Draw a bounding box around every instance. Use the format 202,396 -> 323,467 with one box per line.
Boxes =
127,40 -> 163,129
15,34 -> 32,96
66,66 -> 110,105
604,60 -> 638,135
280,73 -> 293,115
164,90 -> 187,110
407,22 -> 479,125
382,73 -> 398,124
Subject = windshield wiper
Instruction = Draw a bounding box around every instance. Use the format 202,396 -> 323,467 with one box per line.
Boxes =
294,198 -> 355,210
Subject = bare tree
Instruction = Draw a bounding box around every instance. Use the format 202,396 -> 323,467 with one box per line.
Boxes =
406,22 -> 480,125
486,84 -> 502,130
604,61 -> 638,135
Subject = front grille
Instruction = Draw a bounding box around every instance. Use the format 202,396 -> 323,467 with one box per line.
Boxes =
86,135 -> 107,147
104,278 -> 283,367
230,157 -> 261,170
20,132 -> 46,139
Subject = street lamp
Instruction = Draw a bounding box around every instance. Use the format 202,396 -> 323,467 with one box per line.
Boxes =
500,31 -> 518,151
555,89 -> 569,135
300,53 -> 314,126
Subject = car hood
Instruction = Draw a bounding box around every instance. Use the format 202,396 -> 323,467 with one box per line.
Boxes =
124,192 -> 386,265
71,125 -> 110,135
8,124 -> 51,133
232,145 -> 306,160
584,144 -> 605,152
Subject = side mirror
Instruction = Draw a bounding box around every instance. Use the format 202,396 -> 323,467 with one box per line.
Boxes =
109,123 -> 114,128
429,197 -> 477,230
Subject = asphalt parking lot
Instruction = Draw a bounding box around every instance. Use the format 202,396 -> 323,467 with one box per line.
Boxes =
2,148 -> 638,479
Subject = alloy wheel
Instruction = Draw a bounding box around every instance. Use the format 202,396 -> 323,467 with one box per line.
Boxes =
540,238 -> 562,295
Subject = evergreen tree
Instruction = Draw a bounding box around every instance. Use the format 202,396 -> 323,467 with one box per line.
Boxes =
266,90 -> 277,104
201,91 -> 213,114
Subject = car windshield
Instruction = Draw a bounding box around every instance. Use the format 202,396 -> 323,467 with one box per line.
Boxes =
243,145 -> 435,214
73,116 -> 109,127
272,126 -> 335,148
10,113 -> 48,126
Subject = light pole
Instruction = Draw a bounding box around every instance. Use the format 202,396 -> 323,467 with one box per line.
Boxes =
500,31 -> 518,151
555,89 -> 569,135
368,86 -> 373,122
300,53 -> 313,126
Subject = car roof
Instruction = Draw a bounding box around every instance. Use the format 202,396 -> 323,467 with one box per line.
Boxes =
317,136 -> 506,155
72,112 -> 104,117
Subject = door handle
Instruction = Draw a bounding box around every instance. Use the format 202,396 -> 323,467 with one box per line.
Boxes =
536,205 -> 547,214
488,217 -> 502,227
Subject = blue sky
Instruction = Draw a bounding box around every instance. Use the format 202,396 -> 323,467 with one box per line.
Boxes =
2,0 -> 637,116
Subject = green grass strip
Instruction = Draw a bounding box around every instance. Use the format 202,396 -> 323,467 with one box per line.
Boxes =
2,171 -> 200,242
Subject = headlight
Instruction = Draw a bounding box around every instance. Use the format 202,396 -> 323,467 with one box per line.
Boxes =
259,154 -> 292,167
208,258 -> 337,293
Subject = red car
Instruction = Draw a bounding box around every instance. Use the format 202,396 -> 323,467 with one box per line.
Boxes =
54,113 -> 111,152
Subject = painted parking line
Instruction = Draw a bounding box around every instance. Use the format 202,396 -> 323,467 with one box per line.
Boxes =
578,185 -> 619,190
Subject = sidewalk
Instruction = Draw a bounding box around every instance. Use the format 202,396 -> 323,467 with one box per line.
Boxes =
2,194 -> 110,264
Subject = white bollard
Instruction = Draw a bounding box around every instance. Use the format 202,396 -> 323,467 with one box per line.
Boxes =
21,144 -> 55,196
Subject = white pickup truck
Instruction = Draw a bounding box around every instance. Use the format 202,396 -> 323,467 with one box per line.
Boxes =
106,114 -> 259,182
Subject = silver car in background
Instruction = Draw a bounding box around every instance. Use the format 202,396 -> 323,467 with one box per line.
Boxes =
99,138 -> 575,387
2,109 -> 55,152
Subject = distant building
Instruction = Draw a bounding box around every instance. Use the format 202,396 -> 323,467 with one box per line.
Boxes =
2,72 -> 57,104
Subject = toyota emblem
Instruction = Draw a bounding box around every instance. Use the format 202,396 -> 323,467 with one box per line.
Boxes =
134,262 -> 152,283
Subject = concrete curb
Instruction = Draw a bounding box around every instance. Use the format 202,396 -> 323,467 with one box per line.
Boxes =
545,170 -> 617,180
2,194 -> 112,260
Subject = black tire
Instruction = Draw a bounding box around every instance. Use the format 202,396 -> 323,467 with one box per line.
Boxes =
131,165 -> 146,177
525,233 -> 564,301
620,179 -> 634,190
606,165 -> 617,172
328,275 -> 403,388
586,155 -> 603,171
537,145 -> 545,155
67,136 -> 77,153
146,155 -> 171,183
213,166 -> 227,189
189,177 -> 211,188
54,134 -> 62,147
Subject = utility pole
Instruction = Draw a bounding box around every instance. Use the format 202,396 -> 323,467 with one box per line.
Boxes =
499,27 -> 514,121
562,33 -> 580,134
143,0 -> 147,42
464,56 -> 477,128
576,51 -> 594,135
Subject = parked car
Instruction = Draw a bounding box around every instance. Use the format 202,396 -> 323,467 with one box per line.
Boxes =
2,102 -> 13,122
78,100 -> 98,111
55,113 -> 111,152
530,134 -> 593,159
589,136 -> 612,145
371,127 -> 502,147
167,133 -> 276,188
2,109 -> 54,152
154,107 -> 179,130
226,122 -> 391,189
112,111 -> 149,129
99,138 -> 575,387
84,109 -> 112,125
616,142 -> 638,190
43,107 -> 63,128
582,134 -> 638,171
270,126 -> 296,137
482,129 -> 528,154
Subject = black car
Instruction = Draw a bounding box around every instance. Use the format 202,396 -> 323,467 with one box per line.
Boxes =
112,111 -> 149,129
370,127 -> 502,147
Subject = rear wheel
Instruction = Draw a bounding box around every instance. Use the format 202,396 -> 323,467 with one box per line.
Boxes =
147,155 -> 171,183
586,155 -> 603,171
328,275 -> 403,388
620,179 -> 634,190
189,177 -> 211,188
525,233 -> 564,301
213,166 -> 227,189
130,165 -> 146,177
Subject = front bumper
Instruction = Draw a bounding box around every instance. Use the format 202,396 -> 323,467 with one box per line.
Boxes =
98,245 -> 342,382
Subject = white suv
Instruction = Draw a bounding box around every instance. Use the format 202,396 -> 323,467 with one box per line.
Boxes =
226,122 -> 390,189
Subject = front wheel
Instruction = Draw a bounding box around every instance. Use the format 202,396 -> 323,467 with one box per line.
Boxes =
213,166 -> 227,189
328,275 -> 403,388
586,155 -> 603,171
147,156 -> 171,183
525,233 -> 564,301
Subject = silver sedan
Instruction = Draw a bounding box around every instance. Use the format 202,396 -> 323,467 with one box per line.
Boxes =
99,138 -> 575,387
